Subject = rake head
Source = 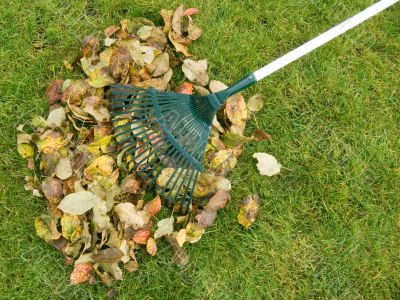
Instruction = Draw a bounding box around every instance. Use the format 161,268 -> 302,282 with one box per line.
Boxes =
110,84 -> 223,213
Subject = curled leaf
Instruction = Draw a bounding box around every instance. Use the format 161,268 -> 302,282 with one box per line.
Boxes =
252,153 -> 281,176
237,194 -> 261,229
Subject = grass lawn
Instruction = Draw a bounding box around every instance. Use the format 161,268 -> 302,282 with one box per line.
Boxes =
1,0 -> 399,298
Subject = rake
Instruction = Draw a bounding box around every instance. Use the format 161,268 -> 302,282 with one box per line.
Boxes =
111,0 -> 398,213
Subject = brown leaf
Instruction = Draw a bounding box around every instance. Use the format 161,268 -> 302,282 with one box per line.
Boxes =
70,263 -> 94,285
121,175 -> 142,194
172,5 -> 185,35
195,209 -> 217,228
252,129 -> 271,142
110,47 -> 130,80
143,195 -> 162,217
205,189 -> 230,211
92,248 -> 124,264
104,25 -> 120,37
132,228 -> 151,245
46,80 -> 64,104
81,36 -> 100,58
225,93 -> 248,125
237,194 -> 261,229
41,177 -> 63,206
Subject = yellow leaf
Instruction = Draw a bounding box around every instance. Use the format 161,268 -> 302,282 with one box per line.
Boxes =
169,31 -> 191,57
17,144 -> 34,158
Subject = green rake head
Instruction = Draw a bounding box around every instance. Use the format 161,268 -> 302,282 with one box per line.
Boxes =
110,75 -> 256,213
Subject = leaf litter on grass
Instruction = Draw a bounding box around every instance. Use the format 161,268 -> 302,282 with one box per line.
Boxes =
16,5 -> 273,286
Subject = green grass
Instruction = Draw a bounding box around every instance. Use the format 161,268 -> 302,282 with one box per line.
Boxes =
1,0 -> 399,298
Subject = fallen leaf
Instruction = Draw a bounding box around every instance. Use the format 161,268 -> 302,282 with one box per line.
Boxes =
252,153 -> 281,176
143,195 -> 162,217
225,93 -> 248,125
132,228 -> 151,244
168,31 -> 190,57
247,94 -> 264,113
185,222 -> 204,243
46,107 -> 66,128
154,217 -> 174,239
114,202 -> 149,229
237,194 -> 261,229
205,189 -> 230,211
195,209 -> 217,228
92,248 -> 124,264
46,80 -> 64,104
17,144 -> 34,158
151,52 -> 169,77
41,177 -> 64,205
172,5 -> 185,35
110,47 -> 130,80
55,157 -> 72,180
160,9 -> 173,33
70,263 -> 94,285
252,129 -> 271,142
146,237 -> 157,256
121,175 -> 142,194
182,59 -> 209,86
208,149 -> 237,176
221,132 -> 252,148
175,82 -> 193,94
57,191 -> 97,215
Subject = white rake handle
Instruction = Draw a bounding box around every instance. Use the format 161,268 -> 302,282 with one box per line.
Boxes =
252,0 -> 399,81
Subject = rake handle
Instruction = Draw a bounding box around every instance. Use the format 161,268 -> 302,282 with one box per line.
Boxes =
223,0 -> 398,98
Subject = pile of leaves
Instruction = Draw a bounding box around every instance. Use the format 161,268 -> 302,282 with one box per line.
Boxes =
17,5 -> 270,286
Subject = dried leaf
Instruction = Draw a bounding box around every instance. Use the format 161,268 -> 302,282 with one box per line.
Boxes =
46,80 -> 64,104
182,59 -> 209,86
168,31 -> 190,57
247,94 -> 264,113
237,194 -> 261,228
110,47 -> 130,79
41,177 -> 64,205
92,248 -> 124,264
184,7 -> 200,16
221,132 -> 252,148
121,175 -> 142,194
70,263 -> 94,285
143,195 -> 162,217
146,237 -> 157,256
151,52 -> 169,77
185,222 -> 204,243
114,202 -> 149,229
205,189 -> 230,211
172,5 -> 185,35
154,217 -> 174,239
55,157 -> 72,180
46,107 -> 66,128
225,93 -> 248,125
175,82 -> 193,95
195,209 -> 217,228
208,149 -> 237,176
252,129 -> 271,142
132,228 -> 151,245
57,191 -> 97,215
160,9 -> 173,33
252,153 -> 281,176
